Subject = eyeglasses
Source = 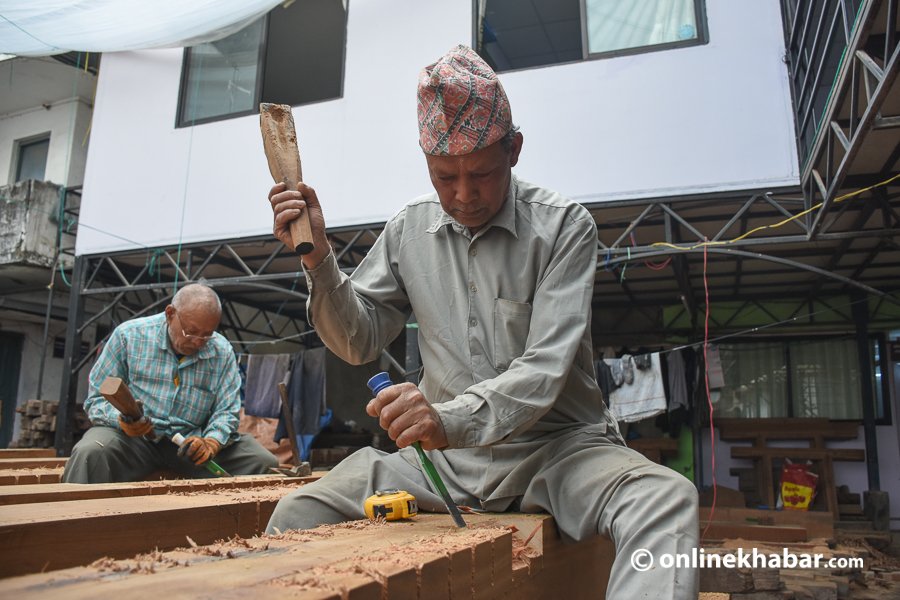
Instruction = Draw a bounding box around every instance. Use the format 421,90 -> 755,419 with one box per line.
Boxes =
173,312 -> 215,342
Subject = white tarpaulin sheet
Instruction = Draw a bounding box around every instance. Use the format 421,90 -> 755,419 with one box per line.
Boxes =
0,0 -> 283,56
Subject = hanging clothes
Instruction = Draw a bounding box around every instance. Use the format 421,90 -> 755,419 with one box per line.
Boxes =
275,347 -> 328,460
666,349 -> 689,412
243,353 -> 291,418
606,353 -> 667,423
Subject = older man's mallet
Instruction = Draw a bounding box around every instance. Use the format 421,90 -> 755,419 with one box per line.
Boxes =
259,103 -> 315,255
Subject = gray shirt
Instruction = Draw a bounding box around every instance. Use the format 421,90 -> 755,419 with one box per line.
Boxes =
305,175 -> 616,505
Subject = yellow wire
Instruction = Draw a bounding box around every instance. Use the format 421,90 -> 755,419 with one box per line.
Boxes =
650,172 -> 900,251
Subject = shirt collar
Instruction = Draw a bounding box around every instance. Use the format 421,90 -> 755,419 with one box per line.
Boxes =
426,175 -> 519,239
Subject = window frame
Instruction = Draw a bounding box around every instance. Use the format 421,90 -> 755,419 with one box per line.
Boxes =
175,18 -> 269,128
579,0 -> 709,62
13,133 -> 51,183
175,0 -> 349,129
473,0 -> 710,74
702,334 -> 891,425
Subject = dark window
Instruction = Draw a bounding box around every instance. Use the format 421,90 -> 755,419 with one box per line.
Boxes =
177,0 -> 347,127
712,336 -> 890,423
477,0 -> 707,72
15,136 -> 50,182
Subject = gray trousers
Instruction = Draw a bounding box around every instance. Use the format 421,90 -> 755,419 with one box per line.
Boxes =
61,426 -> 279,483
266,430 -> 699,599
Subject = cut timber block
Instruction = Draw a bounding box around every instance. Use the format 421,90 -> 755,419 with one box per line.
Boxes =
0,484 -> 304,576
0,467 -> 63,486
700,507 -> 833,539
0,449 -> 56,459
700,522 -> 808,543
0,474 -> 320,506
0,514 -> 615,599
0,458 -> 67,470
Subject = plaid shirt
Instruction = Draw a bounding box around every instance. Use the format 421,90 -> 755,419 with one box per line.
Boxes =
85,312 -> 240,445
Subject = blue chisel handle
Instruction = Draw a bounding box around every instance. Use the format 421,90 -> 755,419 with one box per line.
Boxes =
366,372 -> 466,528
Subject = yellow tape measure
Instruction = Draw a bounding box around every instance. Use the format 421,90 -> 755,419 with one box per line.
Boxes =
364,489 -> 418,521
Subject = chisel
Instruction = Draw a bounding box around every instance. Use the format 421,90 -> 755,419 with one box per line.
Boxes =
367,372 -> 467,528
171,432 -> 231,478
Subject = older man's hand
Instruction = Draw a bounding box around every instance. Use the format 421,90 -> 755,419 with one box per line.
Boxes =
366,382 -> 449,451
118,415 -> 154,438
177,436 -> 222,465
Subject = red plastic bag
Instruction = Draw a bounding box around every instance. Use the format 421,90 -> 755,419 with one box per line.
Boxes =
779,459 -> 818,511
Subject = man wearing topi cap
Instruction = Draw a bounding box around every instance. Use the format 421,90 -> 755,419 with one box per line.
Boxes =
267,45 -> 698,597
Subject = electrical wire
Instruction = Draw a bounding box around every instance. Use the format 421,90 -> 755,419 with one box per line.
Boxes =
701,242 -> 716,541
649,172 -> 900,252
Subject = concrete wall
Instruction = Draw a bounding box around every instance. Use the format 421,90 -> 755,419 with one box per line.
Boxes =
0,181 -> 67,268
0,98 -> 91,188
77,0 -> 798,255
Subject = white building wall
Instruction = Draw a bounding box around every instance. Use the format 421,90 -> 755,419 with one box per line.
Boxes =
0,98 -> 91,188
77,0 -> 798,256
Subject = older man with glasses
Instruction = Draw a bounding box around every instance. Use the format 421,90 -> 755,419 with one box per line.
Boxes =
62,283 -> 278,483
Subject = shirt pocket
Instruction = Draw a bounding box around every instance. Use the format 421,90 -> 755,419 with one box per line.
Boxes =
492,297 -> 532,371
176,386 -> 216,428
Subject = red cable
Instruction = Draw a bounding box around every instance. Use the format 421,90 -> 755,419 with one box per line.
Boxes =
701,243 -> 717,541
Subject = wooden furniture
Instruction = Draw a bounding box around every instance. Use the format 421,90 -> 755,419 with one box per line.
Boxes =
718,418 -> 863,516
625,437 -> 679,464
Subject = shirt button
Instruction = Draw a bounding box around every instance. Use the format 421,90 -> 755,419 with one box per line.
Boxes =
469,318 -> 477,327
469,246 -> 477,256
469,283 -> 477,293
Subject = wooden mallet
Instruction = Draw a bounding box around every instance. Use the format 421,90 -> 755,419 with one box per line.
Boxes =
99,376 -> 156,440
260,103 -> 315,255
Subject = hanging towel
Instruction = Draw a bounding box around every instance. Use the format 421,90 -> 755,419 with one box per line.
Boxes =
607,352 -> 667,423
244,353 -> 290,418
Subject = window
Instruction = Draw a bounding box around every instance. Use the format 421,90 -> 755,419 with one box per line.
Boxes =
477,0 -> 706,72
712,337 -> 889,422
15,136 -> 50,182
177,0 -> 347,127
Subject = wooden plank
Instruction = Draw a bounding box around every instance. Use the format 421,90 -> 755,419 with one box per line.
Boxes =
626,437 -> 679,464
0,458 -> 67,470
729,447 -> 865,461
0,449 -> 56,459
0,513 -> 614,599
700,507 -> 833,539
0,485 -> 301,576
716,418 -> 860,441
0,474 -> 322,506
0,467 -> 63,486
700,522 -> 808,543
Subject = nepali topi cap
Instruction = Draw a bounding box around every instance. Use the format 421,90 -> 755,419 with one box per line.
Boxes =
417,44 -> 513,156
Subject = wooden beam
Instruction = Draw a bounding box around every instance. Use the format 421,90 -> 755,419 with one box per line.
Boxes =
700,507 -> 833,539
0,449 -> 56,459
0,474 -> 322,506
700,522 -> 808,543
0,485 -> 304,576
0,458 -> 67,470
0,513 -> 614,599
0,467 -> 63,486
